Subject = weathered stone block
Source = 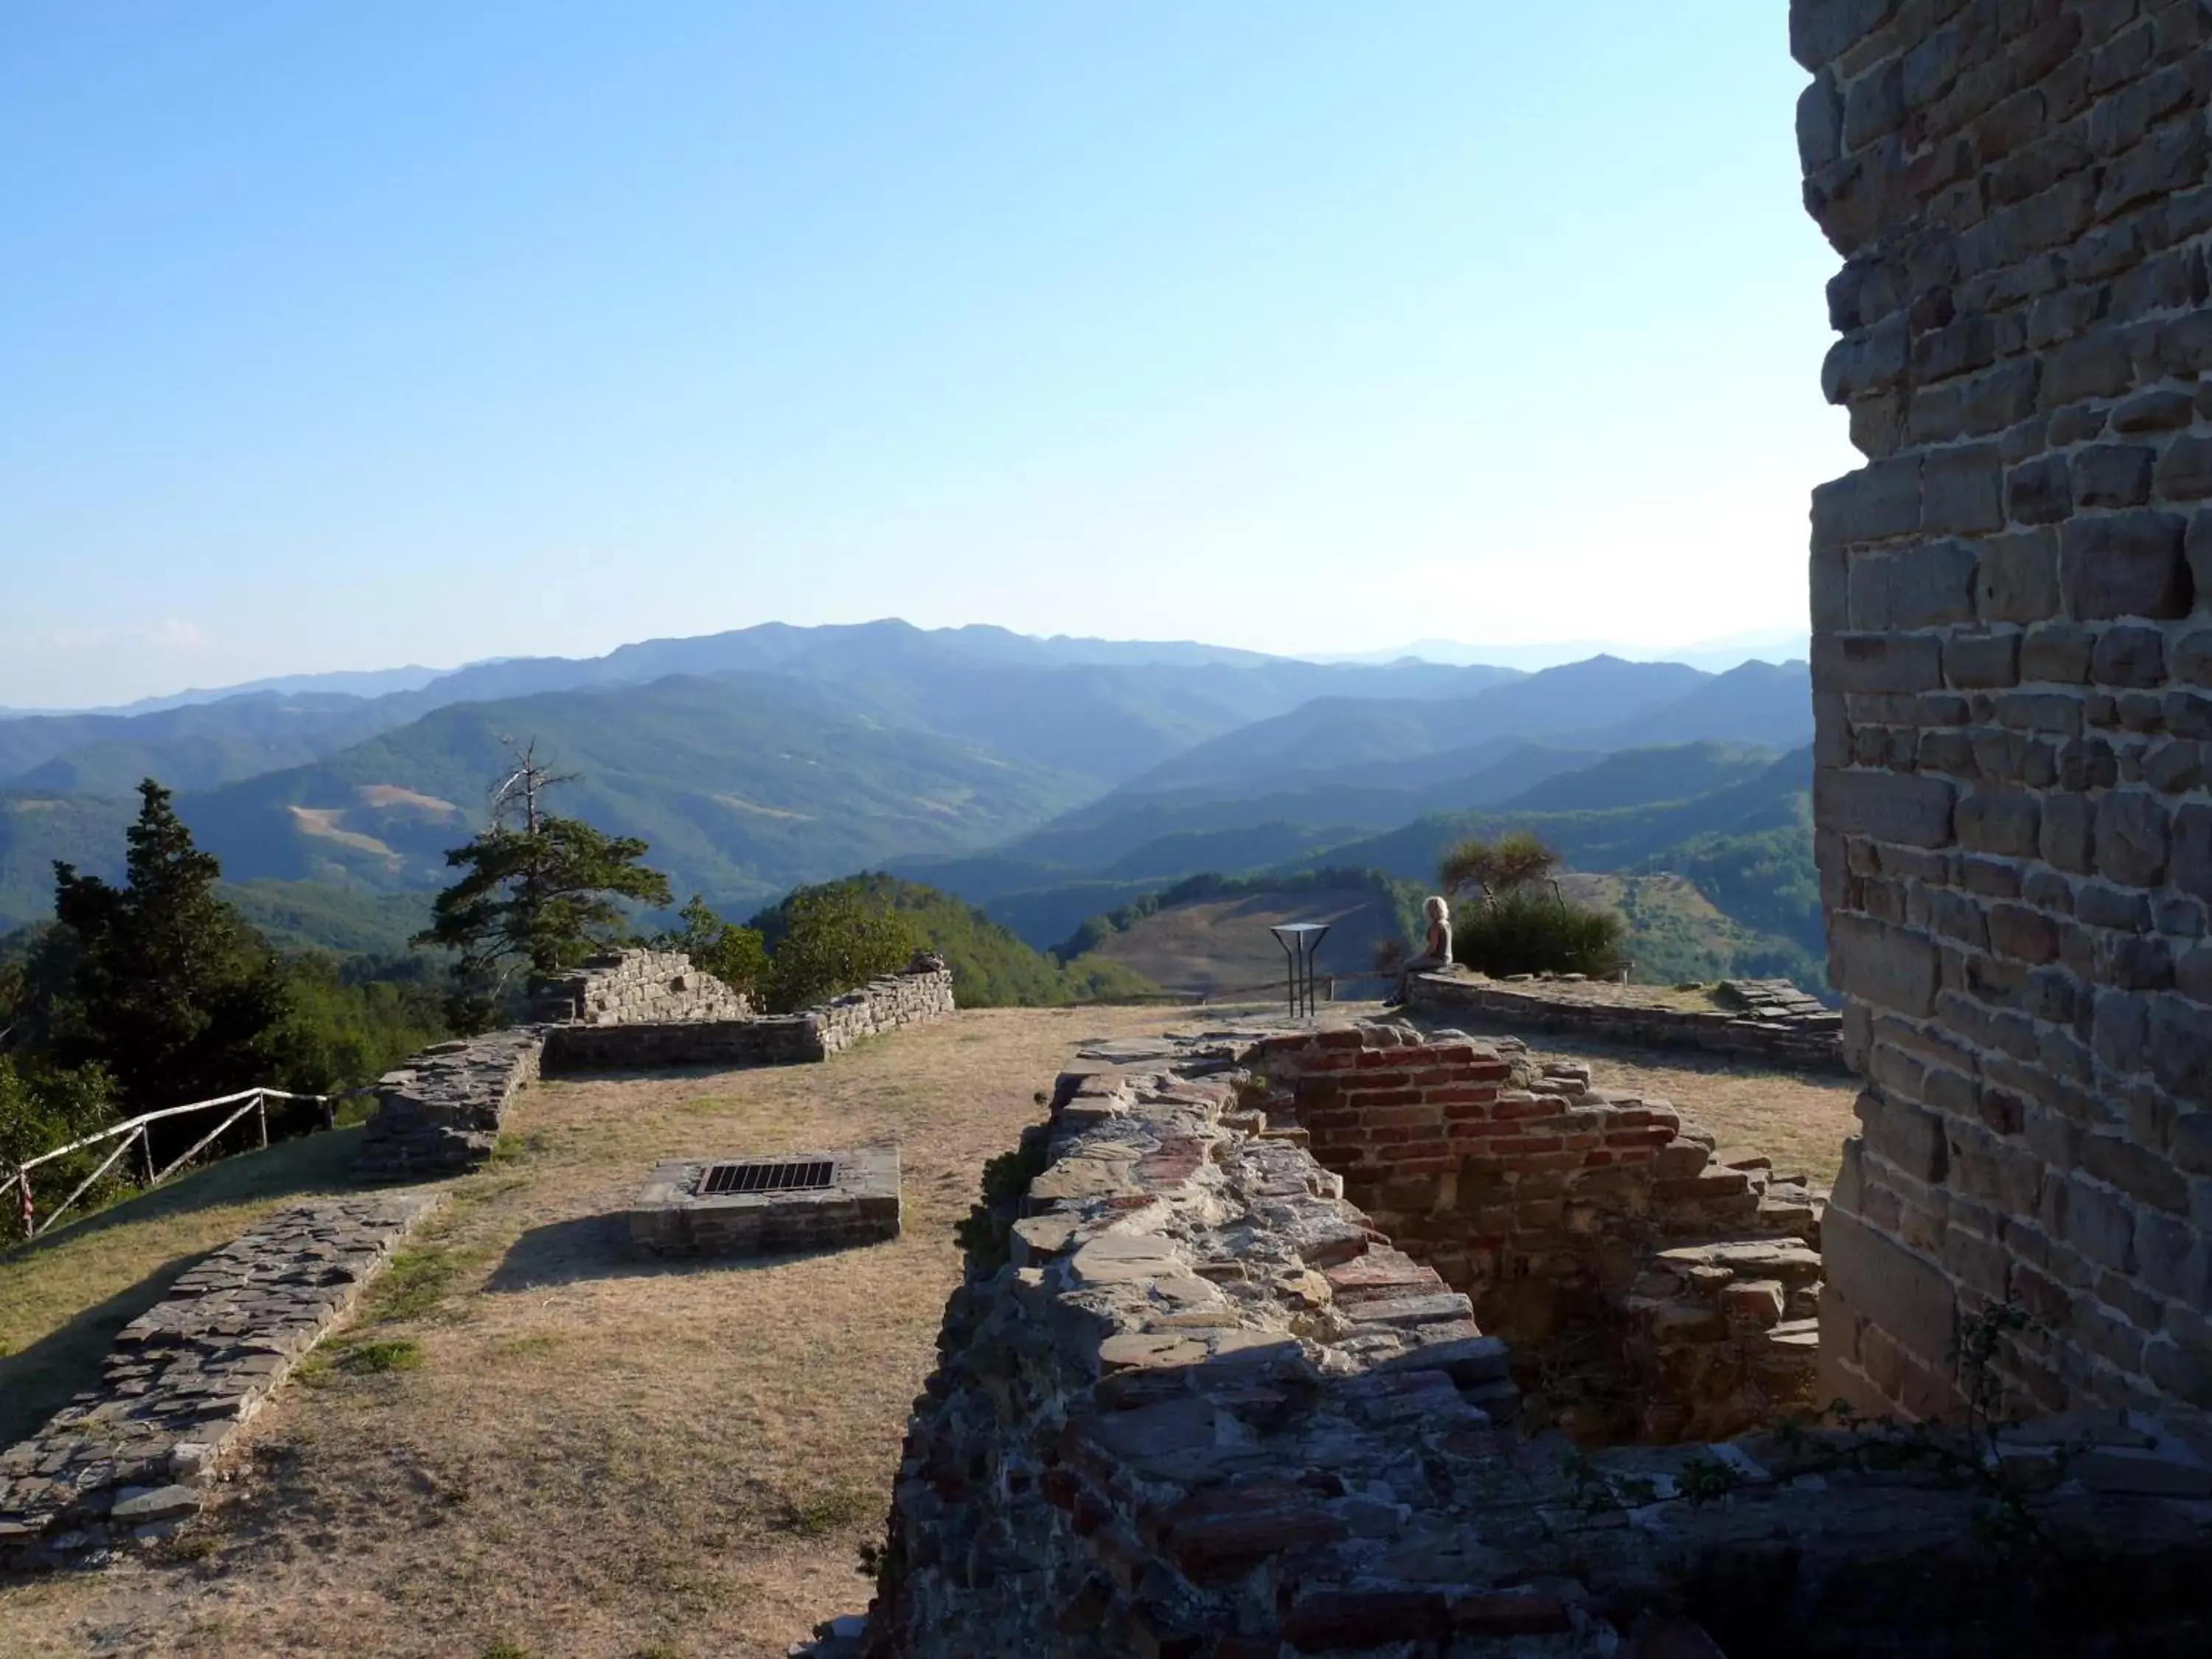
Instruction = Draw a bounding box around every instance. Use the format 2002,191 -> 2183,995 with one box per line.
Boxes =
2094,790 -> 2171,887
1812,457 -> 1922,547
1814,632 -> 1944,692
1956,787 -> 2041,856
1829,914 -> 1941,1017
1975,528 -> 2061,622
1924,445 -> 2006,532
1815,767 -> 1955,846
2062,510 -> 2192,619
1820,1206 -> 1956,1380
1942,630 -> 2019,688
2070,444 -> 2157,509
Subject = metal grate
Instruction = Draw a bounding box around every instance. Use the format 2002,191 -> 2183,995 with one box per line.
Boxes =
698,1158 -> 837,1197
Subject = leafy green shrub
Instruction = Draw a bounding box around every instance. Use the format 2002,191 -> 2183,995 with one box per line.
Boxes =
1453,888 -> 1625,979
758,886 -> 925,1014
0,1055 -> 122,1223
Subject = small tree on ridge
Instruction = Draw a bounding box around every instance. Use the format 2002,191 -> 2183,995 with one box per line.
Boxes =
414,745 -> 671,1032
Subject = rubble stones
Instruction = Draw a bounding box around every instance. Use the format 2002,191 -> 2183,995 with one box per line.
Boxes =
0,1192 -> 439,1571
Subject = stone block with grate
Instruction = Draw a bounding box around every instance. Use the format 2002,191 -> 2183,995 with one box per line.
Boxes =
629,1146 -> 900,1258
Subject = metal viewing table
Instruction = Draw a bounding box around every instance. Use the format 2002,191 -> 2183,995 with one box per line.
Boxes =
1269,922 -> 1331,1023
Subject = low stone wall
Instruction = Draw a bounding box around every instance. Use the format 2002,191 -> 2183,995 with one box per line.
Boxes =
854,1025 -> 2212,1658
355,1027 -> 543,1182
543,1015 -> 823,1073
358,959 -> 956,1181
813,956 -> 958,1052
0,1192 -> 439,1571
540,960 -> 956,1074
529,947 -> 751,1024
1405,970 -> 1846,1073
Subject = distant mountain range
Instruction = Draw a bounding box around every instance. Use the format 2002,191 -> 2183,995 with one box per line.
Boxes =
0,619 -> 1816,985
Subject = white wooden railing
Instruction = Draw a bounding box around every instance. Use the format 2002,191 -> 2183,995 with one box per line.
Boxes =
4,1085 -> 362,1242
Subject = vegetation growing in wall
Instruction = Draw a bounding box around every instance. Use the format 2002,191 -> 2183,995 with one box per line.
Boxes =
749,883 -> 925,1015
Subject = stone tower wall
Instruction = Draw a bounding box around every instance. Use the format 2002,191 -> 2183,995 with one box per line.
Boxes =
1797,0 -> 2212,1422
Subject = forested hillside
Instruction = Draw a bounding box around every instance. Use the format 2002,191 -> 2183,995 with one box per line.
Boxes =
745,874 -> 1159,1006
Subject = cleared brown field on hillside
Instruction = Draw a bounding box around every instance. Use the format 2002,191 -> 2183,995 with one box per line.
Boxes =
1091,886 -> 1405,996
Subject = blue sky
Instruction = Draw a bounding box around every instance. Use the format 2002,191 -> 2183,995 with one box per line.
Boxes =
0,2 -> 1856,709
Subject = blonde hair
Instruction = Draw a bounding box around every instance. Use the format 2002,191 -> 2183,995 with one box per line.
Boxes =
1424,894 -> 1450,922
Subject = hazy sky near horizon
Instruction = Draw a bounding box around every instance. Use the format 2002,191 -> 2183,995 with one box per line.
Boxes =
1,2 -> 1858,710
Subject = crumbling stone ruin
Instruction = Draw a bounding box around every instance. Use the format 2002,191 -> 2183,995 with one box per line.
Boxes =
0,1193 -> 441,1571
854,1025 -> 2212,1658
1242,1024 -> 1823,1443
1405,973 -> 1846,1074
529,947 -> 752,1024
1800,0 -> 2212,1427
355,950 -> 955,1181
355,1026 -> 545,1180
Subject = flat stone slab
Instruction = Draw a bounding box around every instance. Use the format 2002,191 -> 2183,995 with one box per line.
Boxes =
630,1145 -> 900,1258
0,1191 -> 441,1571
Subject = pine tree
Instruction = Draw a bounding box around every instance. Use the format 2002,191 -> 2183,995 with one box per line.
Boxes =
414,746 -> 671,1030
51,779 -> 292,1110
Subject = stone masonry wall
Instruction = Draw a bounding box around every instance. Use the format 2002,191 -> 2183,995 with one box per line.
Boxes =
530,948 -> 751,1024
1244,1024 -> 1823,1442
540,957 -> 956,1074
356,958 -> 955,1181
855,1026 -> 2212,1658
0,1192 -> 441,1571
1797,0 -> 2212,1426
1406,971 -> 1847,1073
355,1027 -> 543,1182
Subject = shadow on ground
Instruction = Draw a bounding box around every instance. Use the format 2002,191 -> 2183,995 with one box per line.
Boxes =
0,1248 -> 218,1444
12,1127 -> 364,1256
484,1211 -> 879,1292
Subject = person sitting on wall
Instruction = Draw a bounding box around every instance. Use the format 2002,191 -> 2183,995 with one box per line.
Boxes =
1384,896 -> 1453,1007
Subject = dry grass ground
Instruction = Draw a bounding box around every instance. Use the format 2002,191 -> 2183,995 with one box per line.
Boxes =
0,1004 -> 1860,1659
0,1005 -> 1186,1659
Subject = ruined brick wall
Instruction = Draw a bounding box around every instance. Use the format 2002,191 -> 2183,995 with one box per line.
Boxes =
1797,0 -> 2212,1422
1248,1025 -> 1823,1441
857,1026 -> 2212,1659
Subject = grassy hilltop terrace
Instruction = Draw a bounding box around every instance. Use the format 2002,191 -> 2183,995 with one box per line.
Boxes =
0,1004 -> 1856,1658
